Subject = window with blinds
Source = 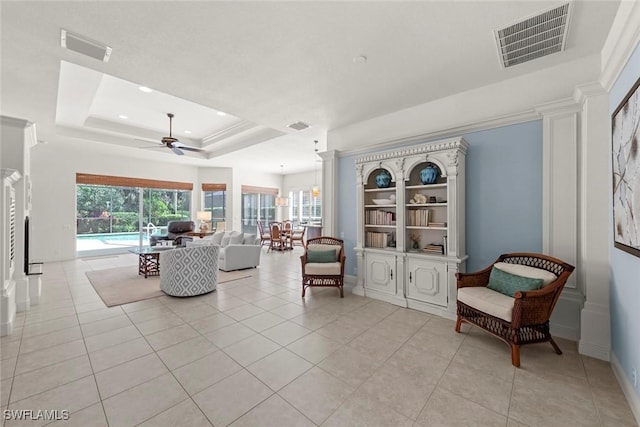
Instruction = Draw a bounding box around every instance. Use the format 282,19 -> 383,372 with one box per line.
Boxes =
202,183 -> 227,225
241,185 -> 277,234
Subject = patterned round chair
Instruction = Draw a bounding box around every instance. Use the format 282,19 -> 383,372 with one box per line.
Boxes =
160,245 -> 219,297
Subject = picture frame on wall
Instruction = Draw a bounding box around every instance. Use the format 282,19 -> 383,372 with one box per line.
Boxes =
612,76 -> 640,258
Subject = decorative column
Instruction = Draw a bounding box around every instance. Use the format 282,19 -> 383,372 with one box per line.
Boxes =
575,82 -> 611,360
319,150 -> 339,237
1,169 -> 21,336
0,116 -> 39,313
352,163 -> 366,296
535,99 -> 583,340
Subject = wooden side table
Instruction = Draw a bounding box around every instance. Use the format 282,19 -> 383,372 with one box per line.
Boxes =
129,247 -> 174,278
186,231 -> 214,239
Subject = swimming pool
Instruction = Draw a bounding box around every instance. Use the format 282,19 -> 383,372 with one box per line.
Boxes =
77,232 -> 149,251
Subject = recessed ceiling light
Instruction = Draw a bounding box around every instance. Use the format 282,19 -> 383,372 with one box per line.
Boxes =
184,130 -> 192,134
139,86 -> 153,93
118,114 -> 128,119
217,111 -> 227,116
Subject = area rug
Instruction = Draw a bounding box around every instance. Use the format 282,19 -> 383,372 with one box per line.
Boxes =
86,267 -> 252,307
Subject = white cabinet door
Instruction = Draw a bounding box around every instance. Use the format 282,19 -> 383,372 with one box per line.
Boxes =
365,252 -> 397,296
406,257 -> 447,306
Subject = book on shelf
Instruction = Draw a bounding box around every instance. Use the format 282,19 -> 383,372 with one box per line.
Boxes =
422,243 -> 444,254
408,209 -> 430,226
366,231 -> 394,248
428,221 -> 446,228
366,210 -> 395,225
443,235 -> 448,255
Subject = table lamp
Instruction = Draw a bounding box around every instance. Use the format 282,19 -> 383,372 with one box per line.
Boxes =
196,211 -> 212,232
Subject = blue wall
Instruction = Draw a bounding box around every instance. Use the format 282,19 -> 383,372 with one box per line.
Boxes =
610,41 -> 640,399
336,120 -> 543,276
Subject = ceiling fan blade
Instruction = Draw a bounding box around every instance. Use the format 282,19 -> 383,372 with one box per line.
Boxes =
178,146 -> 203,153
172,141 -> 202,152
171,147 -> 184,156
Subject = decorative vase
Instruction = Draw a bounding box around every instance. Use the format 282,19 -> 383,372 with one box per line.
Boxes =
375,170 -> 392,188
419,164 -> 439,185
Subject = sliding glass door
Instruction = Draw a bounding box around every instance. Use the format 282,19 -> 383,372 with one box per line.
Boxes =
241,190 -> 276,234
76,184 -> 191,254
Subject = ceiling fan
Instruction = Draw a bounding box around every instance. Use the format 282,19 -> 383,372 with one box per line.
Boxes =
148,113 -> 203,156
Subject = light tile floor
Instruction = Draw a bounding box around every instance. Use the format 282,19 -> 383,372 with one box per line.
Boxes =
1,248 -> 637,427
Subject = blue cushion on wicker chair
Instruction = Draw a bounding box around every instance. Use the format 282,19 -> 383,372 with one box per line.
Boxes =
307,249 -> 337,263
487,267 -> 543,297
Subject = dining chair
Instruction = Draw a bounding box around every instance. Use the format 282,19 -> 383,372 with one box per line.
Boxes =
268,223 -> 286,252
291,226 -> 306,248
257,221 -> 271,247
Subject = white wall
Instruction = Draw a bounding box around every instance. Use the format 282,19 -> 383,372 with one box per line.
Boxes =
30,140 -> 198,261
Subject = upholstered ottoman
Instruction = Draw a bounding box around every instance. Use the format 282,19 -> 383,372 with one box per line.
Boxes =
160,245 -> 219,297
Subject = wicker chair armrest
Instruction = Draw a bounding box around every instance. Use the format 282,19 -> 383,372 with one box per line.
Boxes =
455,265 -> 492,289
512,281 -> 565,327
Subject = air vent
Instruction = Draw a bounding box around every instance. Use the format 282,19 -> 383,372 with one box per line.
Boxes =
495,3 -> 571,68
61,29 -> 112,62
287,121 -> 310,131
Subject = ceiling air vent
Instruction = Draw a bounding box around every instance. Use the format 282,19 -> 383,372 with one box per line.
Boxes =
287,121 -> 310,131
61,29 -> 112,62
495,2 -> 571,68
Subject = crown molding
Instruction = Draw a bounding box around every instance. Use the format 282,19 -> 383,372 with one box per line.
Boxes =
337,109 -> 537,158
600,0 -> 640,91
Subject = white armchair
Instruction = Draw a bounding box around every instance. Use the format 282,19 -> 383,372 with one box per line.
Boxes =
160,245 -> 219,297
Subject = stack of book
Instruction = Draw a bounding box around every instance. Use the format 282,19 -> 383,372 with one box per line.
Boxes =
408,209 -> 430,226
366,231 -> 393,248
422,244 -> 444,254
428,221 -> 446,228
366,210 -> 395,225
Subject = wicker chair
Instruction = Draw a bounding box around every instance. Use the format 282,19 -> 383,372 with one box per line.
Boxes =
300,237 -> 346,297
455,253 -> 574,367
291,226 -> 306,248
257,221 -> 271,247
268,223 -> 287,252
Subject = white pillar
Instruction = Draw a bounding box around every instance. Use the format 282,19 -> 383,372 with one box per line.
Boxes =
575,83 -> 612,361
1,170 -> 21,336
536,99 -> 583,340
319,150 -> 339,237
1,116 -> 38,313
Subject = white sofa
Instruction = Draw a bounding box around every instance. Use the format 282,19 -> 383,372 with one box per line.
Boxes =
188,231 -> 261,271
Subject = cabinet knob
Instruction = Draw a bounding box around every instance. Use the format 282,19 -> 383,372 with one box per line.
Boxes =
390,269 -> 393,280
409,272 -> 412,282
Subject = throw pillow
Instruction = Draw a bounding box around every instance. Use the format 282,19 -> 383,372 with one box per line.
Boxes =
243,233 -> 257,245
211,232 -> 224,245
487,267 -> 544,297
493,262 -> 557,286
307,249 -> 337,263
307,244 -> 341,260
229,232 -> 244,245
221,236 -> 231,247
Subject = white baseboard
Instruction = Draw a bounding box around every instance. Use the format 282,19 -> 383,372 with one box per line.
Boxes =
0,318 -> 14,336
550,321 -> 580,341
611,353 -> 640,425
578,340 -> 611,361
